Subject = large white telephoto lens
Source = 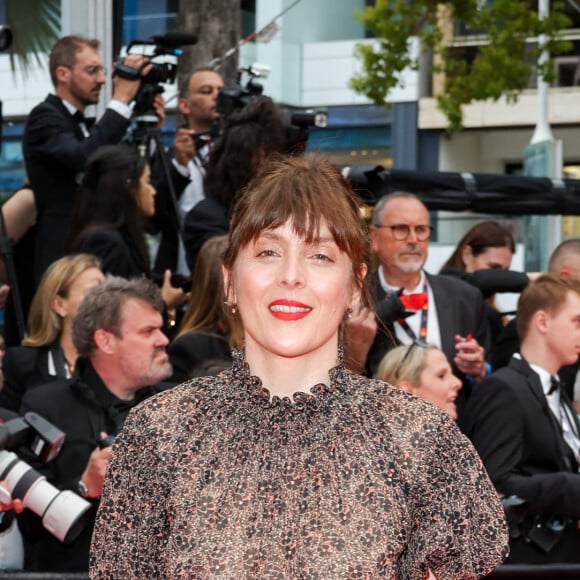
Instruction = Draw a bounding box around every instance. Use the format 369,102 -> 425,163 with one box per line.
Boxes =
0,451 -> 91,543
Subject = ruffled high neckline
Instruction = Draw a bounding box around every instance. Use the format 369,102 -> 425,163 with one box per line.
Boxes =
231,348 -> 348,412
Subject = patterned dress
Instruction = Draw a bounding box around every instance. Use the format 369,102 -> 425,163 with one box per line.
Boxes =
90,350 -> 508,579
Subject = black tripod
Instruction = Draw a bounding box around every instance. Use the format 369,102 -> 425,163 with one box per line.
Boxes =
128,115 -> 189,285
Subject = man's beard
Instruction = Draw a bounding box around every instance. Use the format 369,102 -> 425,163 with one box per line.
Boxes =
70,80 -> 100,107
394,245 -> 425,273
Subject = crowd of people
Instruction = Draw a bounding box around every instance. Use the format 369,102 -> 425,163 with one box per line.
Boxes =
0,31 -> 579,577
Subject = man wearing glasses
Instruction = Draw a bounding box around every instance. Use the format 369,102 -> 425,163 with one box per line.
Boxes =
347,192 -> 490,421
23,35 -> 156,283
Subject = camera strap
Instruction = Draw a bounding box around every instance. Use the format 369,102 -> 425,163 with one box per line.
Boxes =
113,60 -> 142,81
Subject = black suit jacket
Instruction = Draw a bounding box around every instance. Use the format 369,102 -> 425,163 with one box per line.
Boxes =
78,227 -> 147,279
183,196 -> 228,272
463,356 -> 580,562
465,356 -> 580,514
148,150 -> 191,275
0,343 -> 68,411
17,358 -> 168,572
491,318 -> 578,400
23,94 -> 131,280
167,331 -> 232,384
367,271 -> 490,377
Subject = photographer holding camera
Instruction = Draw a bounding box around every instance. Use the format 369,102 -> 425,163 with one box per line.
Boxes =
16,277 -> 173,572
23,35 -> 163,283
151,67 -> 224,277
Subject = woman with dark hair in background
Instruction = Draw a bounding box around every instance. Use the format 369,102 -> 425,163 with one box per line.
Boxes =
91,154 -> 507,578
183,95 -> 286,272
440,220 -> 535,343
66,144 -> 186,330
167,235 -> 243,383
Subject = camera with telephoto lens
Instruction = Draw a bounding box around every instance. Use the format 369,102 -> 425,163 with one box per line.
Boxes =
0,411 -> 91,543
114,32 -> 198,123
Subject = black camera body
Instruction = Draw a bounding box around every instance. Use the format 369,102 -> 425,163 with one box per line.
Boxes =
216,63 -> 327,154
0,412 -> 91,543
115,32 -> 197,121
0,412 -> 64,462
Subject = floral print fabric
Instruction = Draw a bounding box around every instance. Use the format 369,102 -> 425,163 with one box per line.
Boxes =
90,349 -> 508,579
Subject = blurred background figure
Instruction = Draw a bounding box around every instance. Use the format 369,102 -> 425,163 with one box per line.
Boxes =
66,144 -> 187,335
443,220 -> 515,273
151,67 -> 224,277
167,235 -> 242,384
440,220 -> 531,343
183,95 -> 286,272
0,185 -> 37,348
377,343 -> 463,420
17,276 -> 173,573
0,254 -> 104,411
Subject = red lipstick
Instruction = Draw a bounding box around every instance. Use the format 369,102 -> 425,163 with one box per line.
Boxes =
268,299 -> 312,321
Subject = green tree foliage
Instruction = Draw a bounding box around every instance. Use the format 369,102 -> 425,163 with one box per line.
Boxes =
5,0 -> 60,75
350,0 -> 572,131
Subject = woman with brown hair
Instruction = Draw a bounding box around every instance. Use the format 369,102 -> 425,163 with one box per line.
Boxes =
91,154 -> 508,579
167,235 -> 243,383
440,220 -> 534,343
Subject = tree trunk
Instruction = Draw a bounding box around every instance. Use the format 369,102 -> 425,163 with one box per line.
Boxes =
176,0 -> 241,87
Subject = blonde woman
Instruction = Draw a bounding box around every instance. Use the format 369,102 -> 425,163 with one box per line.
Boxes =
0,254 -> 104,410
377,343 -> 462,420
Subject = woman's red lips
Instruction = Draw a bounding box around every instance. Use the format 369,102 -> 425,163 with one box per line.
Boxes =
269,299 -> 312,320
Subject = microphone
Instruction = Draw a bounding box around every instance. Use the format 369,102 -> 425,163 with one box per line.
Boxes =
153,32 -> 198,48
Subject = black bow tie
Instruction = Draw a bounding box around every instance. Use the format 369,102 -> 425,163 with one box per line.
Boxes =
73,110 -> 95,129
548,376 -> 560,395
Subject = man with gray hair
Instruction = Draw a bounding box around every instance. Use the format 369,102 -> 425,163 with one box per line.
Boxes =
16,276 -> 173,573
346,192 -> 491,422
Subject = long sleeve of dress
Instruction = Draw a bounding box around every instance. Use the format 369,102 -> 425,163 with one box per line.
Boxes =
397,412 -> 509,579
89,405 -> 169,578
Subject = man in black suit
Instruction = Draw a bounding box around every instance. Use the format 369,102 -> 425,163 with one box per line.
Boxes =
346,192 -> 491,418
491,238 -> 580,411
17,277 -> 174,572
23,35 -> 152,282
463,274 -> 580,564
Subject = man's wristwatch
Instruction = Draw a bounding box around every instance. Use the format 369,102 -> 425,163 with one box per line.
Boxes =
77,479 -> 89,498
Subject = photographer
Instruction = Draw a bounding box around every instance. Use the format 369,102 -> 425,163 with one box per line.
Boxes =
151,67 -> 224,276
23,35 -> 163,283
16,277 -> 173,572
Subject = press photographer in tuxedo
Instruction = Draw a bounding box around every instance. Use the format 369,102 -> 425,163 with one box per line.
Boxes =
23,34 -> 162,282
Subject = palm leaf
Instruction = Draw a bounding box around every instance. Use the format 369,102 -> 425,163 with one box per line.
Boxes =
6,0 -> 60,75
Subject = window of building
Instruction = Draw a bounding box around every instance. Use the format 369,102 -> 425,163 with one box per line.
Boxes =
122,0 -> 179,45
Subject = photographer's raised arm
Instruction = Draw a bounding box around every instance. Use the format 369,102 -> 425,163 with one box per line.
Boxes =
111,53 -> 149,105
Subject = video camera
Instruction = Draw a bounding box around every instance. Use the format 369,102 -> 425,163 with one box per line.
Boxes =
216,63 -> 327,155
114,32 -> 198,123
0,412 -> 91,543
